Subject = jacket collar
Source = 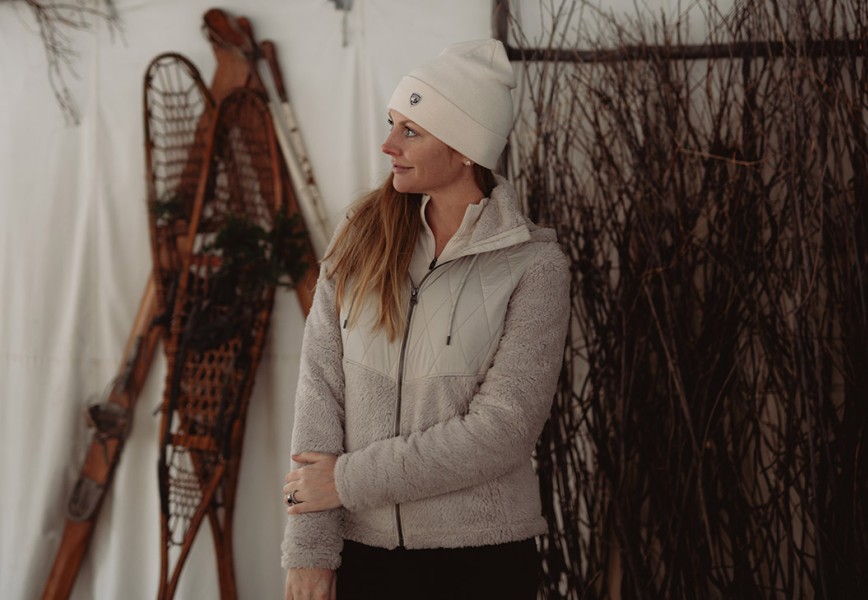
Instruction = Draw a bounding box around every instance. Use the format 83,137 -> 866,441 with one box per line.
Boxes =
455,175 -> 549,259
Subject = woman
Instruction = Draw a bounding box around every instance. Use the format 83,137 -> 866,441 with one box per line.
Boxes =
280,39 -> 570,600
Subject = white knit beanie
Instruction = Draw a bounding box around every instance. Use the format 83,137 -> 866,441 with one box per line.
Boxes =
387,39 -> 517,170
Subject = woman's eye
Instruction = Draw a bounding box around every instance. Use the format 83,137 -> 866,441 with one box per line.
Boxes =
404,128 -> 417,138
387,117 -> 394,130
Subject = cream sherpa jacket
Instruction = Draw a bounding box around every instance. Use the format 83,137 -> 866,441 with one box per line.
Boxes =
281,177 -> 570,570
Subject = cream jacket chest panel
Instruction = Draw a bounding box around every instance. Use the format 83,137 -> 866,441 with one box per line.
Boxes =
340,244 -> 541,382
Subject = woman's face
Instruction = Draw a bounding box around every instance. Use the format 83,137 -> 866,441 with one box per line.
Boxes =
381,110 -> 467,196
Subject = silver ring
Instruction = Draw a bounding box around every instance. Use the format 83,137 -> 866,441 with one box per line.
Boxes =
285,490 -> 301,506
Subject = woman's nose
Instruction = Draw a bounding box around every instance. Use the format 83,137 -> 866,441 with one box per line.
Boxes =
381,130 -> 400,157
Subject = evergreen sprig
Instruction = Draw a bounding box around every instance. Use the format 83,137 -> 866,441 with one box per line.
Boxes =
203,212 -> 308,308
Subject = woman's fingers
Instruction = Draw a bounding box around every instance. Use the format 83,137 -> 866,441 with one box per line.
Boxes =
284,460 -> 341,514
283,453 -> 341,514
284,452 -> 332,483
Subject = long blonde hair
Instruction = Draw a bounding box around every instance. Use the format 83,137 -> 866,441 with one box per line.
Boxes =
325,166 -> 497,341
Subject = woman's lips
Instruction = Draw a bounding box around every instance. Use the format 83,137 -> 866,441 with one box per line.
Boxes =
392,164 -> 411,174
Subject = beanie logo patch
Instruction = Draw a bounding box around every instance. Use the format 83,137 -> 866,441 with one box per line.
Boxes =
409,93 -> 422,106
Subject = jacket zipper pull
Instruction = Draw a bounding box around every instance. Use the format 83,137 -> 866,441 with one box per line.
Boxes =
410,287 -> 419,306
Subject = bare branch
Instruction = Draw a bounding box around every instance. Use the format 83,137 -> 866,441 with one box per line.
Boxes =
6,0 -> 121,124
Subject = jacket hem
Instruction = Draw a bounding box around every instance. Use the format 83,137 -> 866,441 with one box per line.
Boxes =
342,517 -> 547,551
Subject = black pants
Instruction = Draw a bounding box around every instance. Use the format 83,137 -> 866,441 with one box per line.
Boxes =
336,538 -> 540,600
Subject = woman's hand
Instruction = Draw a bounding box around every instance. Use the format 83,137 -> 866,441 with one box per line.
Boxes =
285,568 -> 336,600
283,452 -> 342,514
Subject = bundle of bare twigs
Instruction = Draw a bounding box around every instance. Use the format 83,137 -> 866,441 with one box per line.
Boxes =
506,0 -> 868,598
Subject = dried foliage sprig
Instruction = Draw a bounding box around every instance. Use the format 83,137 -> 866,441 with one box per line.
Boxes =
202,212 -> 310,299
508,0 -> 868,597
181,212 -> 308,352
5,0 -> 120,124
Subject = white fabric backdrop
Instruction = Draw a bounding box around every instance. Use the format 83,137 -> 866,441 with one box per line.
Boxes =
0,1 -> 491,598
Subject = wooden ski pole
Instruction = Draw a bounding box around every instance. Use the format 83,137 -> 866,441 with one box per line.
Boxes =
257,40 -> 331,257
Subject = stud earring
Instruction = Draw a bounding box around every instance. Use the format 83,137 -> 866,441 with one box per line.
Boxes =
464,160 -> 472,166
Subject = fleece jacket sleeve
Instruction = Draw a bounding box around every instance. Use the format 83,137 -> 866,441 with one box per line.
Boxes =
280,263 -> 347,570
333,244 -> 571,512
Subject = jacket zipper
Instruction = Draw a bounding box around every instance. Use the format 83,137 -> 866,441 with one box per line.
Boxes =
393,285 -> 417,547
393,261 -> 448,547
